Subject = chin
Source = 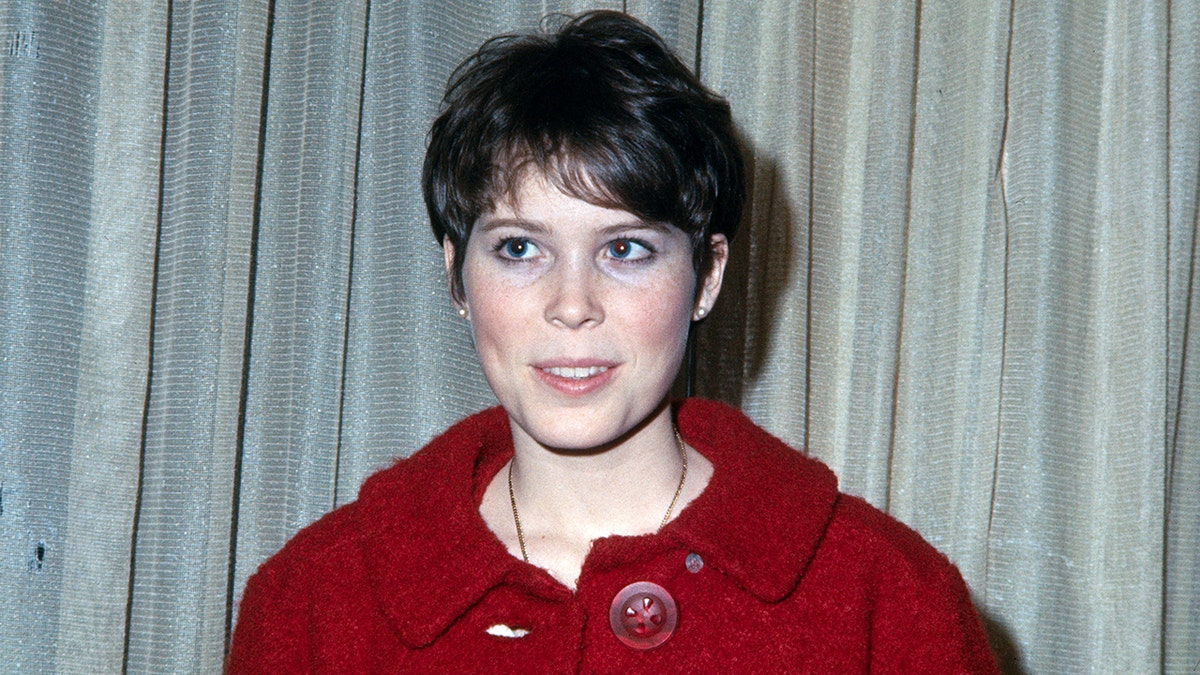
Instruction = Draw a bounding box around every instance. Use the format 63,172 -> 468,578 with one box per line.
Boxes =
513,398 -> 671,453
520,416 -> 625,452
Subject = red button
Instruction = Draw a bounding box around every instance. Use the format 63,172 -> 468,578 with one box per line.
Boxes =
608,581 -> 678,650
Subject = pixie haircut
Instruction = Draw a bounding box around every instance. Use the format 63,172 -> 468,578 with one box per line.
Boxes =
422,10 -> 745,301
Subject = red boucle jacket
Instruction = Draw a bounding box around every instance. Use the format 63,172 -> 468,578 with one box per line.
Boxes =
229,399 -> 999,673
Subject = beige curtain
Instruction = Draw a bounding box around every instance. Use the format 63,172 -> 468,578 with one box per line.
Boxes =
0,0 -> 1195,672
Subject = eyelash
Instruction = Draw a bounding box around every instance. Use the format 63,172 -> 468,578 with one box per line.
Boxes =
606,238 -> 655,262
492,238 -> 543,262
490,236 -> 657,263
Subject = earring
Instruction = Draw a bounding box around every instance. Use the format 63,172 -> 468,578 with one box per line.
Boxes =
457,307 -> 468,318
694,307 -> 707,319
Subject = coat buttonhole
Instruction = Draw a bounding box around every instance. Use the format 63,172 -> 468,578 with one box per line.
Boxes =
486,624 -> 531,638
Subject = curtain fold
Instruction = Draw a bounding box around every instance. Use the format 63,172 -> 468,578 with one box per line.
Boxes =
231,0 -> 367,616
1,0 -> 1196,672
0,2 -> 164,672
985,2 -> 1168,670
1165,1 -> 1200,672
885,0 -> 1010,584
54,7 -> 169,673
122,1 -> 270,671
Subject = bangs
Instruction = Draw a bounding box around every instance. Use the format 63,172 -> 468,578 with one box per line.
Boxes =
484,137 -> 677,226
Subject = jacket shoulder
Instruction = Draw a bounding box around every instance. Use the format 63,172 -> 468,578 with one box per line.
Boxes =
816,495 -> 999,673
827,494 -> 958,572
228,498 -> 368,673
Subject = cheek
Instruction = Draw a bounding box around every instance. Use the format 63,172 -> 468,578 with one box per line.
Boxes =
464,282 -> 518,349
625,277 -> 695,353
460,265 -> 545,390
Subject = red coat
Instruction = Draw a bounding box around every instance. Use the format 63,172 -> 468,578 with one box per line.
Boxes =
229,399 -> 998,673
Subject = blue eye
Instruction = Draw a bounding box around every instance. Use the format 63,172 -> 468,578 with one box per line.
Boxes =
496,238 -> 538,259
607,238 -> 652,261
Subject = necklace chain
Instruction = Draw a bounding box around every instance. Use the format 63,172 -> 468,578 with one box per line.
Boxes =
507,428 -> 688,564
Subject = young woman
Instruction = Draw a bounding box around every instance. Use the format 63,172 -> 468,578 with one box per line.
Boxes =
229,11 -> 999,673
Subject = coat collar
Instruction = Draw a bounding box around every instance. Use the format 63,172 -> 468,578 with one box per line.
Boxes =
353,399 -> 839,648
666,399 -> 840,602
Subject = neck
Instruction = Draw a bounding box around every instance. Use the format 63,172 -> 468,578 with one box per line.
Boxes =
477,402 -> 714,589
508,405 -> 684,541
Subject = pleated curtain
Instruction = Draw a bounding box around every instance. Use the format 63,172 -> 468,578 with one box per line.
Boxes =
1,1 -> 1196,673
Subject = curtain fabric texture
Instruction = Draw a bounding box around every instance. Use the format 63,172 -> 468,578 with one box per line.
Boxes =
1,0 -> 1195,673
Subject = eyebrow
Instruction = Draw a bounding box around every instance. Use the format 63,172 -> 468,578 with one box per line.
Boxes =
597,221 -> 673,236
475,218 -> 550,235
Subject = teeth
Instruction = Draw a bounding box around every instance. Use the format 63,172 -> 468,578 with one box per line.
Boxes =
543,366 -> 609,379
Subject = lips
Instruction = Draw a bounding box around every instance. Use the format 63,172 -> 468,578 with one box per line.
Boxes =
540,365 -> 609,379
532,361 -> 618,395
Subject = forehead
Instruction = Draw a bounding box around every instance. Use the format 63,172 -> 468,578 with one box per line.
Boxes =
482,170 -> 644,229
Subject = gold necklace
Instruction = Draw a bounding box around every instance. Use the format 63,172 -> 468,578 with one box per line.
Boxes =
507,428 -> 688,564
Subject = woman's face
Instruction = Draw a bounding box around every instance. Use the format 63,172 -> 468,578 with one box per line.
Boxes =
447,172 -> 727,452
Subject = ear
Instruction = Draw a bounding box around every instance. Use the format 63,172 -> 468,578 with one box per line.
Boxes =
693,234 -> 728,320
443,238 -> 465,309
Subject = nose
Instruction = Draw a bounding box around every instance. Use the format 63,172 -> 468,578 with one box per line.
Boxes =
544,260 -> 604,329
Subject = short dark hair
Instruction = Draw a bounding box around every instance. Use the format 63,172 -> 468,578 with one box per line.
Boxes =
422,10 -> 745,301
